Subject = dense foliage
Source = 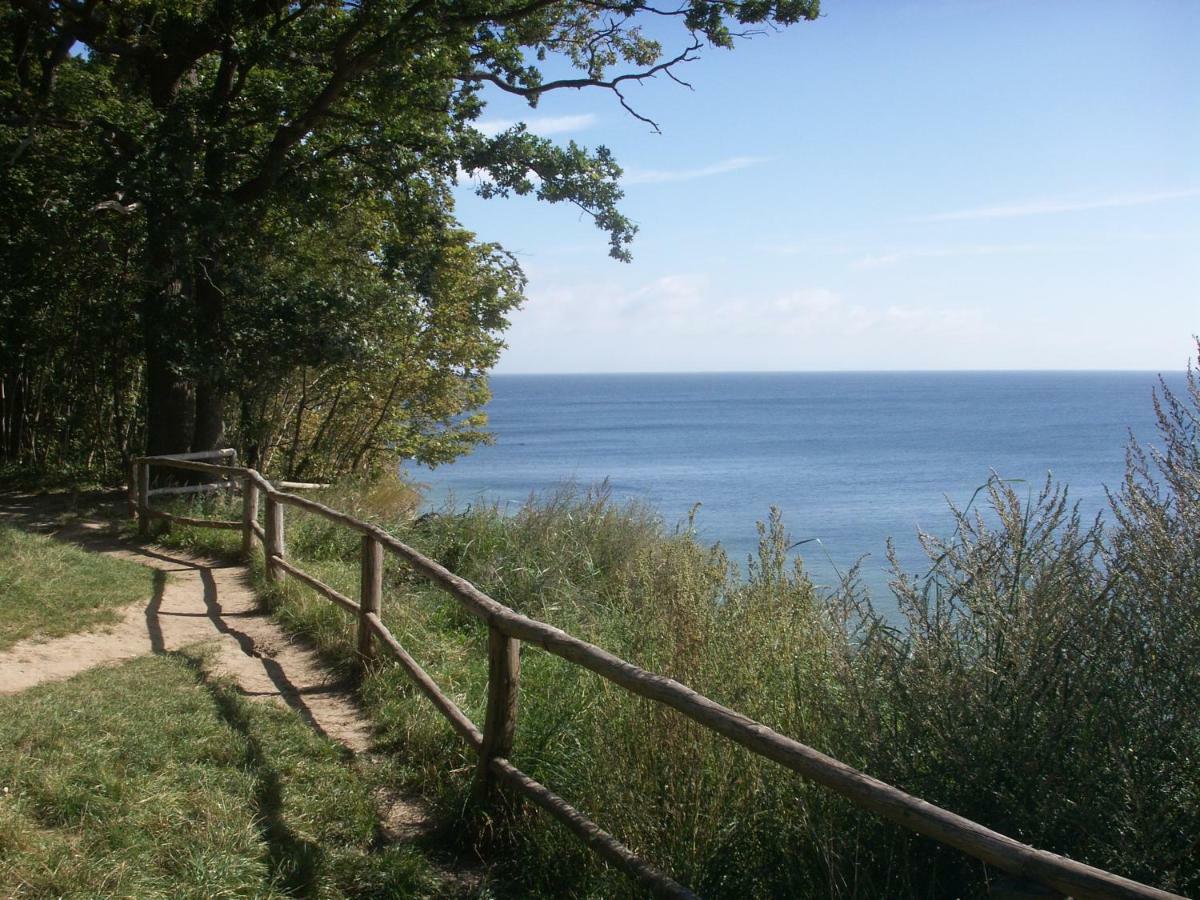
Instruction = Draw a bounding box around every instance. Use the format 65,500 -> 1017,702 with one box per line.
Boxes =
159,362 -> 1199,896
1,0 -> 819,479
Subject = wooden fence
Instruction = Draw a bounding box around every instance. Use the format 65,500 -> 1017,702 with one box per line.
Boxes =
131,450 -> 1183,900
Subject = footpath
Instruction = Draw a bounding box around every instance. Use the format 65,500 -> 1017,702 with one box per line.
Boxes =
0,491 -> 460,858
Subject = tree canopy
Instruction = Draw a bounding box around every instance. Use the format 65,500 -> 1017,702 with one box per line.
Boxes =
1,0 -> 819,479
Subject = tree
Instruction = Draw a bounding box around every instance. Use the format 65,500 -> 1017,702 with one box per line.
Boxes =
2,0 -> 819,474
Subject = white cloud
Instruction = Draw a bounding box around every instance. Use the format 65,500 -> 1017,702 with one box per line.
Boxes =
498,272 -> 998,371
517,276 -> 983,343
623,156 -> 769,185
913,188 -> 1200,223
852,242 -> 1045,269
769,242 -> 857,257
750,290 -> 983,340
475,114 -> 598,137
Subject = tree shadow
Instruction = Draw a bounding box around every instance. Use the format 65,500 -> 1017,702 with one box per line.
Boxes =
194,566 -> 347,747
173,649 -> 324,898
145,569 -> 166,654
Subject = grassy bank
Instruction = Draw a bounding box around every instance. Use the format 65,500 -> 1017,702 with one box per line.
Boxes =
0,523 -> 156,650
0,651 -> 443,898
155,371 -> 1200,898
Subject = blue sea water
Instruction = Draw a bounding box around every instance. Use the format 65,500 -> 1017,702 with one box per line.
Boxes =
406,371 -> 1185,608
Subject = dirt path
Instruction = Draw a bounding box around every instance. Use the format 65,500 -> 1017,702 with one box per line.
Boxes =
0,493 -> 472,881
0,521 -> 376,754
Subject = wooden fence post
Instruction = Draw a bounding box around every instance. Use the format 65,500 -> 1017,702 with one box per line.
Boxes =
137,461 -> 150,538
475,627 -> 520,803
358,534 -> 382,664
127,461 -> 138,519
265,494 -> 285,582
241,477 -> 259,558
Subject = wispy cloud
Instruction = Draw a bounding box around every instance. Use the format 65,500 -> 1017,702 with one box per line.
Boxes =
853,242 -> 1045,269
623,156 -> 769,185
521,276 -> 983,343
475,113 -> 598,137
914,188 -> 1200,223
769,241 -> 857,257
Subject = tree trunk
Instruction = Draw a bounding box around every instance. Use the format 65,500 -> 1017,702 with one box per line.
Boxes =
0,369 -> 25,464
191,270 -> 226,453
142,206 -> 197,458
144,343 -> 195,456
193,377 -> 225,451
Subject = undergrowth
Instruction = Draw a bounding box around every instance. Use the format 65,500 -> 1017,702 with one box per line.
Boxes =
153,364 -> 1200,898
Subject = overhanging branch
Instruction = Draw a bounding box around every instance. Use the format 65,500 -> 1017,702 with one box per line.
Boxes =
461,39 -> 701,133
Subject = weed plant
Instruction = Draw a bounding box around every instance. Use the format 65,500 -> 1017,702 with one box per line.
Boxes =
155,366 -> 1200,898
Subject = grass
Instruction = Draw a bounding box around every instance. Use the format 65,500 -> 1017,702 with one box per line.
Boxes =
0,650 -> 445,898
150,369 -> 1200,898
0,523 -> 156,650
152,488 -> 945,897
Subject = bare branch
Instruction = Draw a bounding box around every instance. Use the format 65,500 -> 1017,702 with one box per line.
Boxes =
91,198 -> 143,216
613,84 -> 661,133
460,39 -> 701,131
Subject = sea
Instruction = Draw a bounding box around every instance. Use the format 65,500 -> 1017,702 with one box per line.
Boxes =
405,371 -> 1185,612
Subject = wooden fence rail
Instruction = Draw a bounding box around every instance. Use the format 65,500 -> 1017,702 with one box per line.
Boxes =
130,452 -> 1183,900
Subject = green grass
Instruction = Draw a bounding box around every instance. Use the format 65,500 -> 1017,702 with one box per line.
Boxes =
156,488 -> 908,897
0,651 -> 446,898
151,371 -> 1200,898
0,524 -> 156,650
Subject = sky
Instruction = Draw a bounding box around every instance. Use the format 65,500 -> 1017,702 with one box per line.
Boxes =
453,0 -> 1199,373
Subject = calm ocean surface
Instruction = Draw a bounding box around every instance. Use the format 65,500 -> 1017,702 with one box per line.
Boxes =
406,372 -> 1184,608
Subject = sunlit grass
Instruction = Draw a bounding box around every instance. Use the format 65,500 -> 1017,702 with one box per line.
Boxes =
0,524 -> 156,650
0,651 -> 442,898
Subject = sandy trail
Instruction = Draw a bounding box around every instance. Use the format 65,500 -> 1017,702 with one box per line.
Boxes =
0,521 -> 374,752
0,493 -> 472,877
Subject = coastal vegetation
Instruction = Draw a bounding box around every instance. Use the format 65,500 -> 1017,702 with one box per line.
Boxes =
152,366 -> 1200,897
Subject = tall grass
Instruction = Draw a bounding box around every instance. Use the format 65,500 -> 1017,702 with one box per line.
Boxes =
156,365 -> 1200,897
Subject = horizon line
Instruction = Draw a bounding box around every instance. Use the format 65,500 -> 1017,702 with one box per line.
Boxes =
489,367 -> 1185,377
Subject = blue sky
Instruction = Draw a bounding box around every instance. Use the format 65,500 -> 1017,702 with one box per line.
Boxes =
455,0 -> 1198,373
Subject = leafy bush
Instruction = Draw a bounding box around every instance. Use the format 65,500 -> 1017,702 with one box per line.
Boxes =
832,363 -> 1200,896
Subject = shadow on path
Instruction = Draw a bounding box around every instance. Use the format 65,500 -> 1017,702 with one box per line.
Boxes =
195,565 -> 343,747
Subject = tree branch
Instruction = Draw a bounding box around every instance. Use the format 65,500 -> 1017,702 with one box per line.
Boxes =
461,39 -> 700,133
230,8 -> 383,204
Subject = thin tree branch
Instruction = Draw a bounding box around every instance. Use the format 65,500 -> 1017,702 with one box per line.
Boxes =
461,39 -> 700,132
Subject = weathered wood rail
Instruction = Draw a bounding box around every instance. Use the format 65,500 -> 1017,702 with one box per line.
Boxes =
131,450 -> 1184,900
